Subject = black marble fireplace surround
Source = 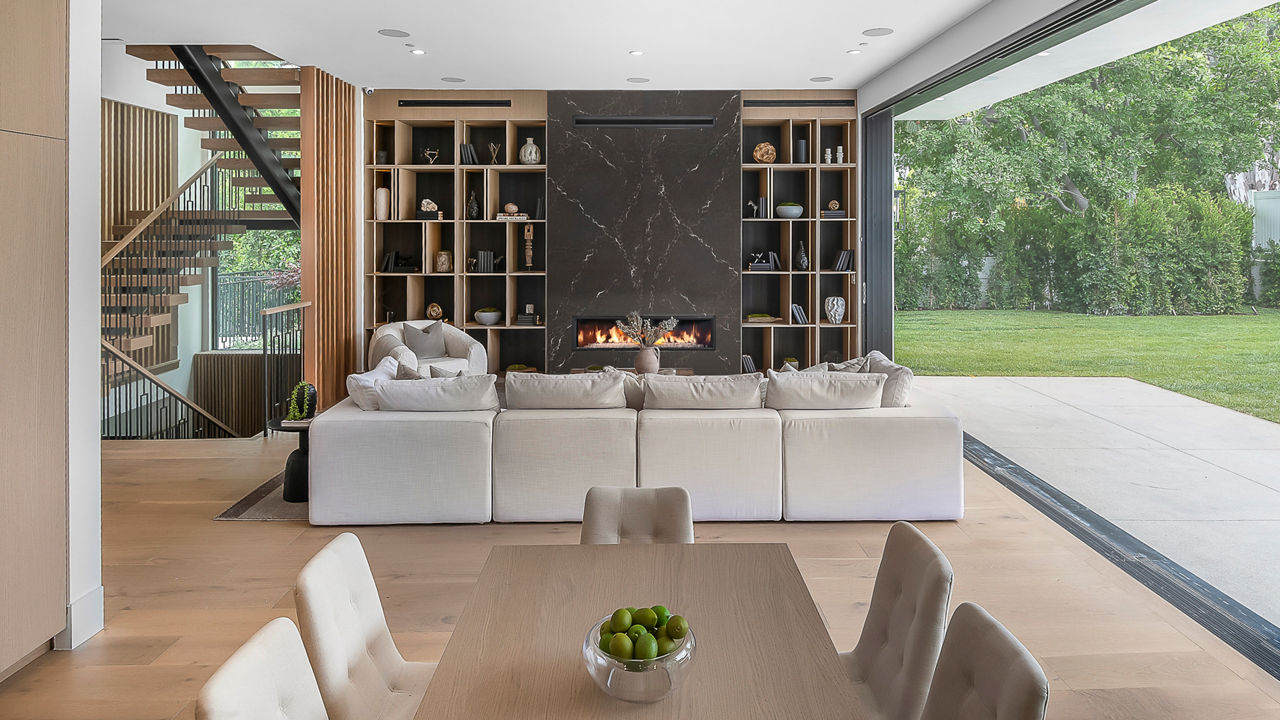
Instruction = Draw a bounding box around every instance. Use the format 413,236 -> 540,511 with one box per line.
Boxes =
546,91 -> 742,373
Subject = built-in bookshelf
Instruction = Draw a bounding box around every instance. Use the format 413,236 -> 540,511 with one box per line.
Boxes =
363,91 -> 548,373
740,90 -> 861,371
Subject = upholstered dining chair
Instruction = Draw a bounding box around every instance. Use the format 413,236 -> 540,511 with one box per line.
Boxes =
196,617 -> 329,720
295,533 -> 435,720
919,602 -> 1050,720
580,486 -> 695,544
841,521 -> 954,720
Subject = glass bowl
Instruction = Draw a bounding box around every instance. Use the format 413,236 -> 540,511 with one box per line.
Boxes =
581,615 -> 697,703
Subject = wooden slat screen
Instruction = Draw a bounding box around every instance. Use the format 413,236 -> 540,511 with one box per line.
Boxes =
191,350 -> 299,437
300,67 -> 358,408
101,99 -> 180,370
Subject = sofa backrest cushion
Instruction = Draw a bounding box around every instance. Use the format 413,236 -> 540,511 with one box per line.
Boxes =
780,361 -> 831,373
764,369 -> 887,410
402,320 -> 448,360
346,356 -> 399,411
862,351 -> 914,407
504,372 -> 627,409
373,374 -> 499,411
603,369 -> 646,410
643,373 -> 765,410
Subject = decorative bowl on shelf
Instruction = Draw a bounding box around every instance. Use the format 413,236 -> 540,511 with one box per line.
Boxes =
582,616 -> 696,703
776,204 -> 804,219
473,309 -> 503,326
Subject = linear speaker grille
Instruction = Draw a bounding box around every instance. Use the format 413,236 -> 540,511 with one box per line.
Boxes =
572,115 -> 715,129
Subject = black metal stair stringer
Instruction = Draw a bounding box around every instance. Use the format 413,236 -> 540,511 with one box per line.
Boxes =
170,45 -> 301,225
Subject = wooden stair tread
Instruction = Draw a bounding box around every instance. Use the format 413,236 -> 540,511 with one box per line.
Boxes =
230,174 -> 299,188
147,67 -> 300,87
101,312 -> 172,329
101,293 -> 189,307
201,136 -> 299,151
217,156 -> 301,170
105,255 -> 220,269
178,274 -> 205,287
126,44 -> 281,62
185,115 -> 300,132
103,239 -> 234,252
166,92 -> 300,111
241,192 -> 279,204
109,225 -> 244,237
127,209 -> 290,221
104,334 -> 155,352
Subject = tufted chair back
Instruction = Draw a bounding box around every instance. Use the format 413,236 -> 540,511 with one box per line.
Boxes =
196,617 -> 329,720
845,522 -> 954,720
920,602 -> 1049,720
580,486 -> 695,544
295,533 -> 422,720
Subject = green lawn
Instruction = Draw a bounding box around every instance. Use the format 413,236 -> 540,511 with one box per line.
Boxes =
894,309 -> 1280,423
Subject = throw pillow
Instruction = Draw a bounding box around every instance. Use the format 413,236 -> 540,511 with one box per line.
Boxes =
429,366 -> 463,378
346,356 -> 399,411
396,363 -> 424,380
862,350 -> 913,407
828,357 -> 869,373
504,372 -> 627,409
779,361 -> 831,373
369,332 -> 417,372
643,373 -> 764,410
373,374 -> 499,412
764,369 -> 887,410
402,320 -> 448,360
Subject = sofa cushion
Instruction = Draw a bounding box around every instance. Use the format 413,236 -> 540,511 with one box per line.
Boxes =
780,361 -> 830,373
862,350 -> 914,407
764,369 -> 886,410
345,356 -> 399,411
604,369 -> 646,410
504,372 -> 626,409
643,373 -> 764,410
368,333 -> 417,372
402,320 -> 448,360
373,374 -> 499,411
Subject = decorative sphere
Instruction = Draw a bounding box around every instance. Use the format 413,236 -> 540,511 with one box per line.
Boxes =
504,202 -> 519,214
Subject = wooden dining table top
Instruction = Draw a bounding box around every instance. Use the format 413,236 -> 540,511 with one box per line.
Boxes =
414,543 -> 861,719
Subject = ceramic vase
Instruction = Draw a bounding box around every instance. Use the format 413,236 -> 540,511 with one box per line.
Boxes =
374,187 -> 391,221
467,190 -> 480,220
824,296 -> 846,324
635,346 -> 660,374
795,240 -> 809,270
519,137 -> 542,165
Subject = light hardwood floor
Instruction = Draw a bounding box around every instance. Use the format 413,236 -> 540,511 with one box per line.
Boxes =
1,437 -> 1278,719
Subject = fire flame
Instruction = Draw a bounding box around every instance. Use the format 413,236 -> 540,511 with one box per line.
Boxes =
577,322 -> 711,348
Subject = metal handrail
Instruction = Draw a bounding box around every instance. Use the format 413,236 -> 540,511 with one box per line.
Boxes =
101,339 -> 238,437
261,300 -> 312,316
101,151 -> 225,268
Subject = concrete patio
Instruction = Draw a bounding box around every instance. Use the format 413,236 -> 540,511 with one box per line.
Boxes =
913,375 -> 1280,627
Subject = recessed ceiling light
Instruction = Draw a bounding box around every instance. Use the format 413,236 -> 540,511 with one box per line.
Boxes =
846,49 -> 863,55
628,50 -> 644,56
859,42 -> 870,46
377,28 -> 410,38
863,27 -> 894,37
1037,51 -> 1052,57
626,77 -> 650,83
441,76 -> 465,83
410,49 -> 426,55
810,76 -> 834,83
937,96 -> 948,101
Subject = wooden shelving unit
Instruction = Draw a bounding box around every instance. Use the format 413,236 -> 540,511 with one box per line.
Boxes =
740,91 -> 861,371
362,91 -> 549,373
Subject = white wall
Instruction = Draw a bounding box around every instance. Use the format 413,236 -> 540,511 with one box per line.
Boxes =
859,0 -> 1080,112
57,0 -> 104,650
156,282 -> 206,394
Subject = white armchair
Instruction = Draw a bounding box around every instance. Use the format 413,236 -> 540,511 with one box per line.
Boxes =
368,320 -> 487,376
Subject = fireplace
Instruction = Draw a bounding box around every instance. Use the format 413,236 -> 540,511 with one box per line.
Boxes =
576,316 -> 715,351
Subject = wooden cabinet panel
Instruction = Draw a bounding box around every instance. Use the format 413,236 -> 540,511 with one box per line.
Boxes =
0,131 -> 69,671
0,0 -> 69,138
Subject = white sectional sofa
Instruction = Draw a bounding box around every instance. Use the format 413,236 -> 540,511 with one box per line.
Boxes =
310,356 -> 964,525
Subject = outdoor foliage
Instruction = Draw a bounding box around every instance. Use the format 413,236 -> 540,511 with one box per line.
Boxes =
895,5 -> 1280,313
219,229 -> 301,274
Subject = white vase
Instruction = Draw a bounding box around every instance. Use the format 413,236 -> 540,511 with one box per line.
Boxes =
519,137 -> 542,165
635,346 -> 659,374
824,296 -> 846,324
374,187 -> 391,221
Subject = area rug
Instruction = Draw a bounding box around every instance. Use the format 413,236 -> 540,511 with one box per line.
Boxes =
216,473 -> 309,521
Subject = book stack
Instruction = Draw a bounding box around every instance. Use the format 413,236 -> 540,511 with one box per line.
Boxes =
496,212 -> 529,220
767,251 -> 782,270
820,210 -> 848,219
475,250 -> 495,273
747,262 -> 772,272
831,249 -> 854,271
790,303 -> 809,324
459,143 -> 481,165
741,355 -> 757,373
516,313 -> 537,326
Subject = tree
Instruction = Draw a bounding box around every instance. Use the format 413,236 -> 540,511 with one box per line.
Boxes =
895,4 -> 1280,312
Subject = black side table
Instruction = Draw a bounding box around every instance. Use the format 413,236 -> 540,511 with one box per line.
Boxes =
267,417 -> 310,503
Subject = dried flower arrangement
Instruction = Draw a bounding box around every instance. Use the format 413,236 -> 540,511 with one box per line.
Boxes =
615,311 -> 679,347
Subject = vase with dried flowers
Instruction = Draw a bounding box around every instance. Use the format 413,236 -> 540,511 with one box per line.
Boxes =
615,311 -> 678,374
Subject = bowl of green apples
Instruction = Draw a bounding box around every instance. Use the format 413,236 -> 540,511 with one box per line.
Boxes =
581,604 -> 696,703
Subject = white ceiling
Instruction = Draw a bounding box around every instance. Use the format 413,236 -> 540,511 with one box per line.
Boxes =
102,0 -> 995,91
899,0 -> 1279,120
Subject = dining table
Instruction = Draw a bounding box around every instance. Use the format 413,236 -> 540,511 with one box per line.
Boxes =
414,542 -> 862,718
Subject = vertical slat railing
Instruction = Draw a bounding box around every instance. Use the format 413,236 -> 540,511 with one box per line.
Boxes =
101,340 -> 238,439
261,301 -> 310,434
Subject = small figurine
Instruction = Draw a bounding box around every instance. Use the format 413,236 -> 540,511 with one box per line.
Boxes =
420,198 -> 438,213
489,142 -> 502,164
747,200 -> 758,218
423,148 -> 439,165
504,202 -> 519,214
828,200 -> 840,211
524,223 -> 534,270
